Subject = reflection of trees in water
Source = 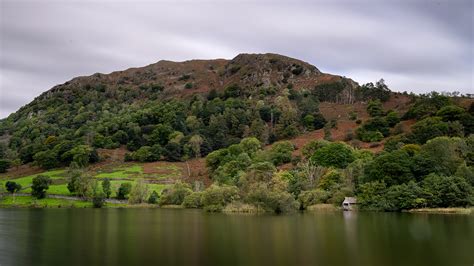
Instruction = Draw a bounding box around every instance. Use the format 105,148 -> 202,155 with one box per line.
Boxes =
343,211 -> 359,262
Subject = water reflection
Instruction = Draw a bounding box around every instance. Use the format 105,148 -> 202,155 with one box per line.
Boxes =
0,209 -> 472,266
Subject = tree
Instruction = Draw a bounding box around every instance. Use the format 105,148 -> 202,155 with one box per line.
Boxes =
357,181 -> 388,210
159,181 -> 192,205
302,140 -> 329,159
0,159 -> 11,173
33,150 -> 59,169
367,99 -> 384,117
102,178 -> 112,198
67,169 -> 93,198
188,135 -> 204,158
130,146 -> 159,162
117,183 -> 132,200
363,150 -> 414,186
317,169 -> 343,191
64,145 -> 94,167
384,181 -> 425,211
164,142 -> 183,162
112,130 -> 129,144
239,137 -> 261,155
385,111 -> 400,127
298,189 -> 331,209
5,181 -> 22,194
128,180 -> 149,204
148,190 -> 159,204
31,175 -> 52,199
268,141 -> 294,165
92,194 -> 106,208
183,192 -> 204,208
201,184 -> 239,212
410,117 -> 450,144
422,174 -> 473,207
92,190 -> 106,208
151,124 -> 173,146
310,142 -> 355,168
413,137 -> 465,177
436,105 -> 465,121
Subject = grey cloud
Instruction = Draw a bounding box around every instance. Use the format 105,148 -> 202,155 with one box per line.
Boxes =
0,0 -> 472,118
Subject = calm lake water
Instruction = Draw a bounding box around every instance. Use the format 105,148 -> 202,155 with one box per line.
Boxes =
0,209 -> 472,266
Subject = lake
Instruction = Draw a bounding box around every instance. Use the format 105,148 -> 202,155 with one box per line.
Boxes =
0,209 -> 472,266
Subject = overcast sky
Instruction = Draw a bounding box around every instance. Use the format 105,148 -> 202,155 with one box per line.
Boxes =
0,0 -> 473,118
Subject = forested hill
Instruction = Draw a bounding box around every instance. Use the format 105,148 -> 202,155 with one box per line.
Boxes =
0,52 -> 470,173
0,53 -> 378,167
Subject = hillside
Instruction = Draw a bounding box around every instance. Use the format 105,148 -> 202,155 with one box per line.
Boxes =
0,53 -> 380,168
1,52 -> 473,212
0,53 -> 471,175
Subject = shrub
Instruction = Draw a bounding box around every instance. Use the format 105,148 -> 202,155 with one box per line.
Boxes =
128,180 -> 149,204
298,189 -> 331,209
245,183 -> 298,213
102,178 -> 111,198
183,192 -> 203,208
201,184 -> 239,212
386,111 -> 400,127
159,181 -> 192,206
318,170 -> 343,190
148,190 -> 160,204
117,183 -> 132,200
349,111 -> 358,121
268,141 -> 294,165
356,128 -> 384,142
301,140 -> 329,159
92,191 -> 106,208
367,99 -> 384,117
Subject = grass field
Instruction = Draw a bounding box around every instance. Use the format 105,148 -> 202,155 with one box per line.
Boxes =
1,170 -> 66,190
95,165 -> 143,179
0,195 -> 92,208
1,164 -> 171,205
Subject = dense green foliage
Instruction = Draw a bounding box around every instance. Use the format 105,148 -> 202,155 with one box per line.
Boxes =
31,175 -> 52,199
159,181 -> 192,205
102,178 -> 112,198
117,183 -> 132,200
0,79 -> 342,171
0,159 -> 11,173
0,65 -> 472,213
358,136 -> 474,211
148,190 -> 159,204
5,181 -> 22,194
310,142 -> 355,168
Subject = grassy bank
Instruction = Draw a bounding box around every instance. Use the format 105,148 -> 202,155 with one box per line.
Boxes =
405,207 -> 473,215
0,195 -> 92,208
0,195 -> 132,208
306,204 -> 340,211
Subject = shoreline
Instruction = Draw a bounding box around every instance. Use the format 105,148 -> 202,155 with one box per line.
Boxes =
1,195 -> 472,215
